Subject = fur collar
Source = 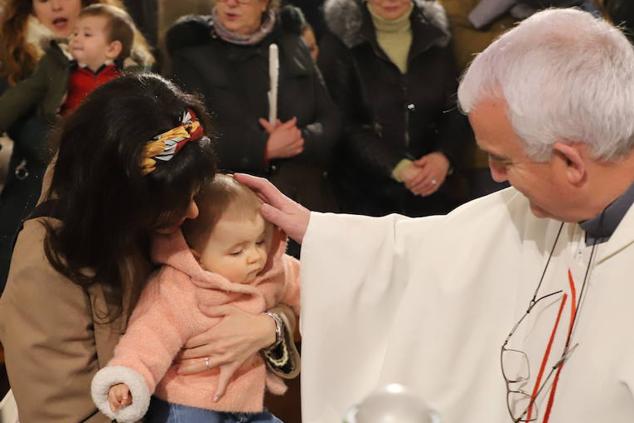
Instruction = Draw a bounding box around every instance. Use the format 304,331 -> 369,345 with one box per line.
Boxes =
324,0 -> 450,48
25,15 -> 58,61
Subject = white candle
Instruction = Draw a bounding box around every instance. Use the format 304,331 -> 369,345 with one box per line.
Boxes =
268,43 -> 279,125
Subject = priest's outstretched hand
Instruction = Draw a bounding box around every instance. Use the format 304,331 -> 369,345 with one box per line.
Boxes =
233,173 -> 311,243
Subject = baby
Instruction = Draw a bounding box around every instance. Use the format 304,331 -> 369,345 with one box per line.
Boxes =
0,4 -> 137,131
91,174 -> 300,423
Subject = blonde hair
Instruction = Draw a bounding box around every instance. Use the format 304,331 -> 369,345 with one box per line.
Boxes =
181,174 -> 268,253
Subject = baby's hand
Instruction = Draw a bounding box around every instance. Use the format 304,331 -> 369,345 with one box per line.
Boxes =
108,383 -> 132,412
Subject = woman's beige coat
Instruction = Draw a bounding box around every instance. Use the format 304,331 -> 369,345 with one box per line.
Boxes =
0,217 -> 133,422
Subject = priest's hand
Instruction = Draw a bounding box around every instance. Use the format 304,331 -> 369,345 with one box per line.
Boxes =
233,173 -> 311,243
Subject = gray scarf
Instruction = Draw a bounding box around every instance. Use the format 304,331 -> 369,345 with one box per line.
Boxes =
212,8 -> 277,45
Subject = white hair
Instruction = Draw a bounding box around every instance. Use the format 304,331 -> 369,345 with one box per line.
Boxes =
458,8 -> 634,161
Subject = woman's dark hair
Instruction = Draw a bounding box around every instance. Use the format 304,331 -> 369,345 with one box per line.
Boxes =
43,73 -> 216,319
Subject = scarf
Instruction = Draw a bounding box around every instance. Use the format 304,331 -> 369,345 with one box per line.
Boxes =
212,8 -> 277,46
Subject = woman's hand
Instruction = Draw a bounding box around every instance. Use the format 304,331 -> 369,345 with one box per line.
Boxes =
260,117 -> 304,159
233,173 -> 311,243
174,305 -> 276,401
406,152 -> 450,196
108,383 -> 132,412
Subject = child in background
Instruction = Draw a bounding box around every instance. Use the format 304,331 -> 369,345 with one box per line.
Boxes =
0,4 -> 139,132
91,174 -> 301,423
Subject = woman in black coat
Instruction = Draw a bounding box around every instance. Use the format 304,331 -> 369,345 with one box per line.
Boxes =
166,1 -> 340,216
319,0 -> 470,217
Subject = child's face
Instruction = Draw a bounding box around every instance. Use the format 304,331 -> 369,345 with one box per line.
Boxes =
198,210 -> 269,284
69,15 -> 121,72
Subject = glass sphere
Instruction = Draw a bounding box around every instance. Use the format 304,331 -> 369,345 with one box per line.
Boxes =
344,383 -> 440,423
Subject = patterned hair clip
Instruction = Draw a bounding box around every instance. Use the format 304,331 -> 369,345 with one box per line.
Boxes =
140,110 -> 206,175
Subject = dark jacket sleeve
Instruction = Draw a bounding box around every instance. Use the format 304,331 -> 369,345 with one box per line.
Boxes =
295,44 -> 341,169
0,56 -> 50,133
318,33 -> 406,178
432,45 -> 471,170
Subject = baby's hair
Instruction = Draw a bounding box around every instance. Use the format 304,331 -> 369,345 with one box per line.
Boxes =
80,4 -> 135,61
182,174 -> 268,253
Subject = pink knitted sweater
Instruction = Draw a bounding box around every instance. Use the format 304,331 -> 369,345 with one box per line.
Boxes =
91,228 -> 300,422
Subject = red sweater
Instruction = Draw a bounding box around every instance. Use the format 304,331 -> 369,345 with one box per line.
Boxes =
60,64 -> 121,115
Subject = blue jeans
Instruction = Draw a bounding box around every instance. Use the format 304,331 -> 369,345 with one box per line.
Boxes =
146,397 -> 284,423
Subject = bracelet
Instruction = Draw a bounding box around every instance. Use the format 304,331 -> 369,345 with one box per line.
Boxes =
264,311 -> 284,350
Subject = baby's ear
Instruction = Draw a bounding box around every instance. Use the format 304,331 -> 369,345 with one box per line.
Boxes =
106,40 -> 123,60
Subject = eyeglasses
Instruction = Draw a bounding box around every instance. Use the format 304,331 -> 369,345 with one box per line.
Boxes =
501,290 -> 576,422
500,223 -> 597,422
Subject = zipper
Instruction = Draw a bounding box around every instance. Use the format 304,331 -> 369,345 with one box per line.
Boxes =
403,77 -> 413,148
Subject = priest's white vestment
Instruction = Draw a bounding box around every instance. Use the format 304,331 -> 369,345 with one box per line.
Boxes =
299,188 -> 634,423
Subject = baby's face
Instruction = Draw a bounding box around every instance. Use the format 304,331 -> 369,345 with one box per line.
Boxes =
198,211 -> 269,284
69,15 -> 118,71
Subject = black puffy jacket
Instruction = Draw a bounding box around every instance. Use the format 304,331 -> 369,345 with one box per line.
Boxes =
319,0 -> 470,216
166,7 -> 341,212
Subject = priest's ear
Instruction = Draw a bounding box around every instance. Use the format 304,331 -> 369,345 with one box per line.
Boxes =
552,141 -> 587,186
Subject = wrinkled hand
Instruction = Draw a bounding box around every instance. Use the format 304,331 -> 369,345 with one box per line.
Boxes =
233,173 -> 311,243
260,117 -> 304,160
405,152 -> 450,196
108,383 -> 132,412
175,305 -> 276,401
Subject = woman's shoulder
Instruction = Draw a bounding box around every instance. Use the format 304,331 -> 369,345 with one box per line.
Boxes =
165,14 -> 215,54
323,0 -> 366,48
4,217 -> 86,302
277,5 -> 307,36
412,0 -> 451,39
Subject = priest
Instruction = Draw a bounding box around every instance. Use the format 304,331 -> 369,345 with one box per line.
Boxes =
237,8 -> 634,423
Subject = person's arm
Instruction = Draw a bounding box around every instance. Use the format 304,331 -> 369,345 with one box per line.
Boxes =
262,304 -> 300,379
318,33 -> 408,179
261,255 -> 301,379
173,303 -> 278,398
91,273 -> 196,422
430,46 -> 471,170
294,44 -> 342,168
0,219 -> 111,423
0,55 -> 50,133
